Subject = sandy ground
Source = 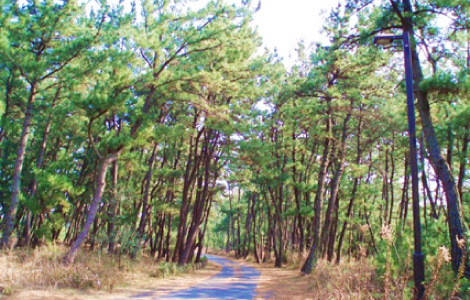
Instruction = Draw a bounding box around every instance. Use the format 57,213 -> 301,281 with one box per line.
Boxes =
242,260 -> 314,300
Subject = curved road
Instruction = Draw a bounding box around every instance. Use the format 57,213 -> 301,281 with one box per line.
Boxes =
159,255 -> 261,299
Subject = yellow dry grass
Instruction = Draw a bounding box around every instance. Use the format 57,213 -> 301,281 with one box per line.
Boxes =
0,245 -> 221,300
237,255 -> 381,300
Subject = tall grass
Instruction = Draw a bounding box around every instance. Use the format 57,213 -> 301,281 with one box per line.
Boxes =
0,244 -> 160,294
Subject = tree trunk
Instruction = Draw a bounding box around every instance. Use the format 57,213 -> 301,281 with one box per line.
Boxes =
336,110 -> 363,264
301,99 -> 332,274
195,196 -> 212,263
388,131 -> 396,224
132,142 -> 158,258
108,160 -> 119,254
178,131 -> 217,265
173,122 -> 202,262
457,130 -> 469,204
236,187 -> 242,258
63,152 -> 119,265
19,88 -> 61,247
164,214 -> 172,262
252,192 -> 261,263
400,0 -> 468,275
291,127 -> 305,254
323,100 -> 352,261
1,85 -> 36,249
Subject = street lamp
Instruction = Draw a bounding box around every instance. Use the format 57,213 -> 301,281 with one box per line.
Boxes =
374,31 -> 425,299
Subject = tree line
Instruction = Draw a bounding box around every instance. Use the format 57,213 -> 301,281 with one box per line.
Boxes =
1,0 -> 469,294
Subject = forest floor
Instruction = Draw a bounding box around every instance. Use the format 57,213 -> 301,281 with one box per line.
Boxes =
2,254 -> 317,300
243,255 -> 380,299
0,245 -> 228,300
3,260 -> 222,300
1,246 -> 379,299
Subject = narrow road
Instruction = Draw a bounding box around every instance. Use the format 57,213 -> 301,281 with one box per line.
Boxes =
158,255 -> 261,299
159,255 -> 260,300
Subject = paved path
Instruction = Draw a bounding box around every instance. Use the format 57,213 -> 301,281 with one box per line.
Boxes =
158,255 -> 261,300
126,255 -> 262,300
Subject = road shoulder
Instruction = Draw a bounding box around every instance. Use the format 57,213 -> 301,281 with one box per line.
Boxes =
5,262 -> 222,300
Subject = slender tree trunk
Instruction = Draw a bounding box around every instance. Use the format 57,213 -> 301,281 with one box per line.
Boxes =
173,122 -> 202,262
446,112 -> 453,169
420,135 -> 439,219
132,142 -> 158,258
195,196 -> 212,263
227,182 -> 235,254
291,128 -> 305,254
165,214 -> 172,262
383,150 -> 390,226
178,132 -> 217,265
63,152 -> 119,265
89,217 -> 100,251
252,192 -> 261,263
388,132 -> 396,224
236,187 -> 242,258
301,99 -> 332,274
1,85 -> 36,249
323,101 -> 352,261
243,192 -> 253,258
264,194 -> 273,263
225,219 -> 231,253
156,214 -> 165,259
108,160 -> 119,254
0,70 -> 15,216
336,110 -> 363,264
457,130 -> 469,204
20,88 -> 60,247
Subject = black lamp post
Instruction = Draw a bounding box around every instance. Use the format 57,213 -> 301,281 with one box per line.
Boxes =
374,31 -> 425,299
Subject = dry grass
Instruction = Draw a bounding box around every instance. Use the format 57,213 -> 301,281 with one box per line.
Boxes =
207,248 -> 382,299
0,245 -> 220,300
306,259 -> 381,299
5,246 -> 461,299
0,244 -> 144,292
248,256 -> 381,300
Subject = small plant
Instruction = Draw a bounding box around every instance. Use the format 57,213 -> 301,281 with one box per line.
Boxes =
424,246 -> 451,299
450,236 -> 468,299
0,285 -> 13,296
155,262 -> 180,278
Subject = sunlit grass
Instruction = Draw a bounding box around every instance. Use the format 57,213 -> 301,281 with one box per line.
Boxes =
0,244 -> 160,295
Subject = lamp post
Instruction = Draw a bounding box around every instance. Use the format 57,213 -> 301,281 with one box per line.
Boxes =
374,31 -> 425,299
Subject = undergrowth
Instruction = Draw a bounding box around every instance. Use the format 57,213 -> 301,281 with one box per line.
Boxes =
0,244 -> 194,295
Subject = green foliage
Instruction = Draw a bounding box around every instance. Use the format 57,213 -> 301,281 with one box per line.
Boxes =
0,0 -> 469,298
420,72 -> 461,96
374,225 -> 414,298
153,262 -> 190,278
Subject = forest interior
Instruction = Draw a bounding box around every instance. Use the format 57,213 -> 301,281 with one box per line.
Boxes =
0,0 -> 470,299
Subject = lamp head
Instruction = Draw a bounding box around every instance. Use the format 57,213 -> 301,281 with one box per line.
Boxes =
373,34 -> 403,46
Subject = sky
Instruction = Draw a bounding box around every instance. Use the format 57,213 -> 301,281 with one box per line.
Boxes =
85,0 -> 341,65
249,1 -> 340,64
